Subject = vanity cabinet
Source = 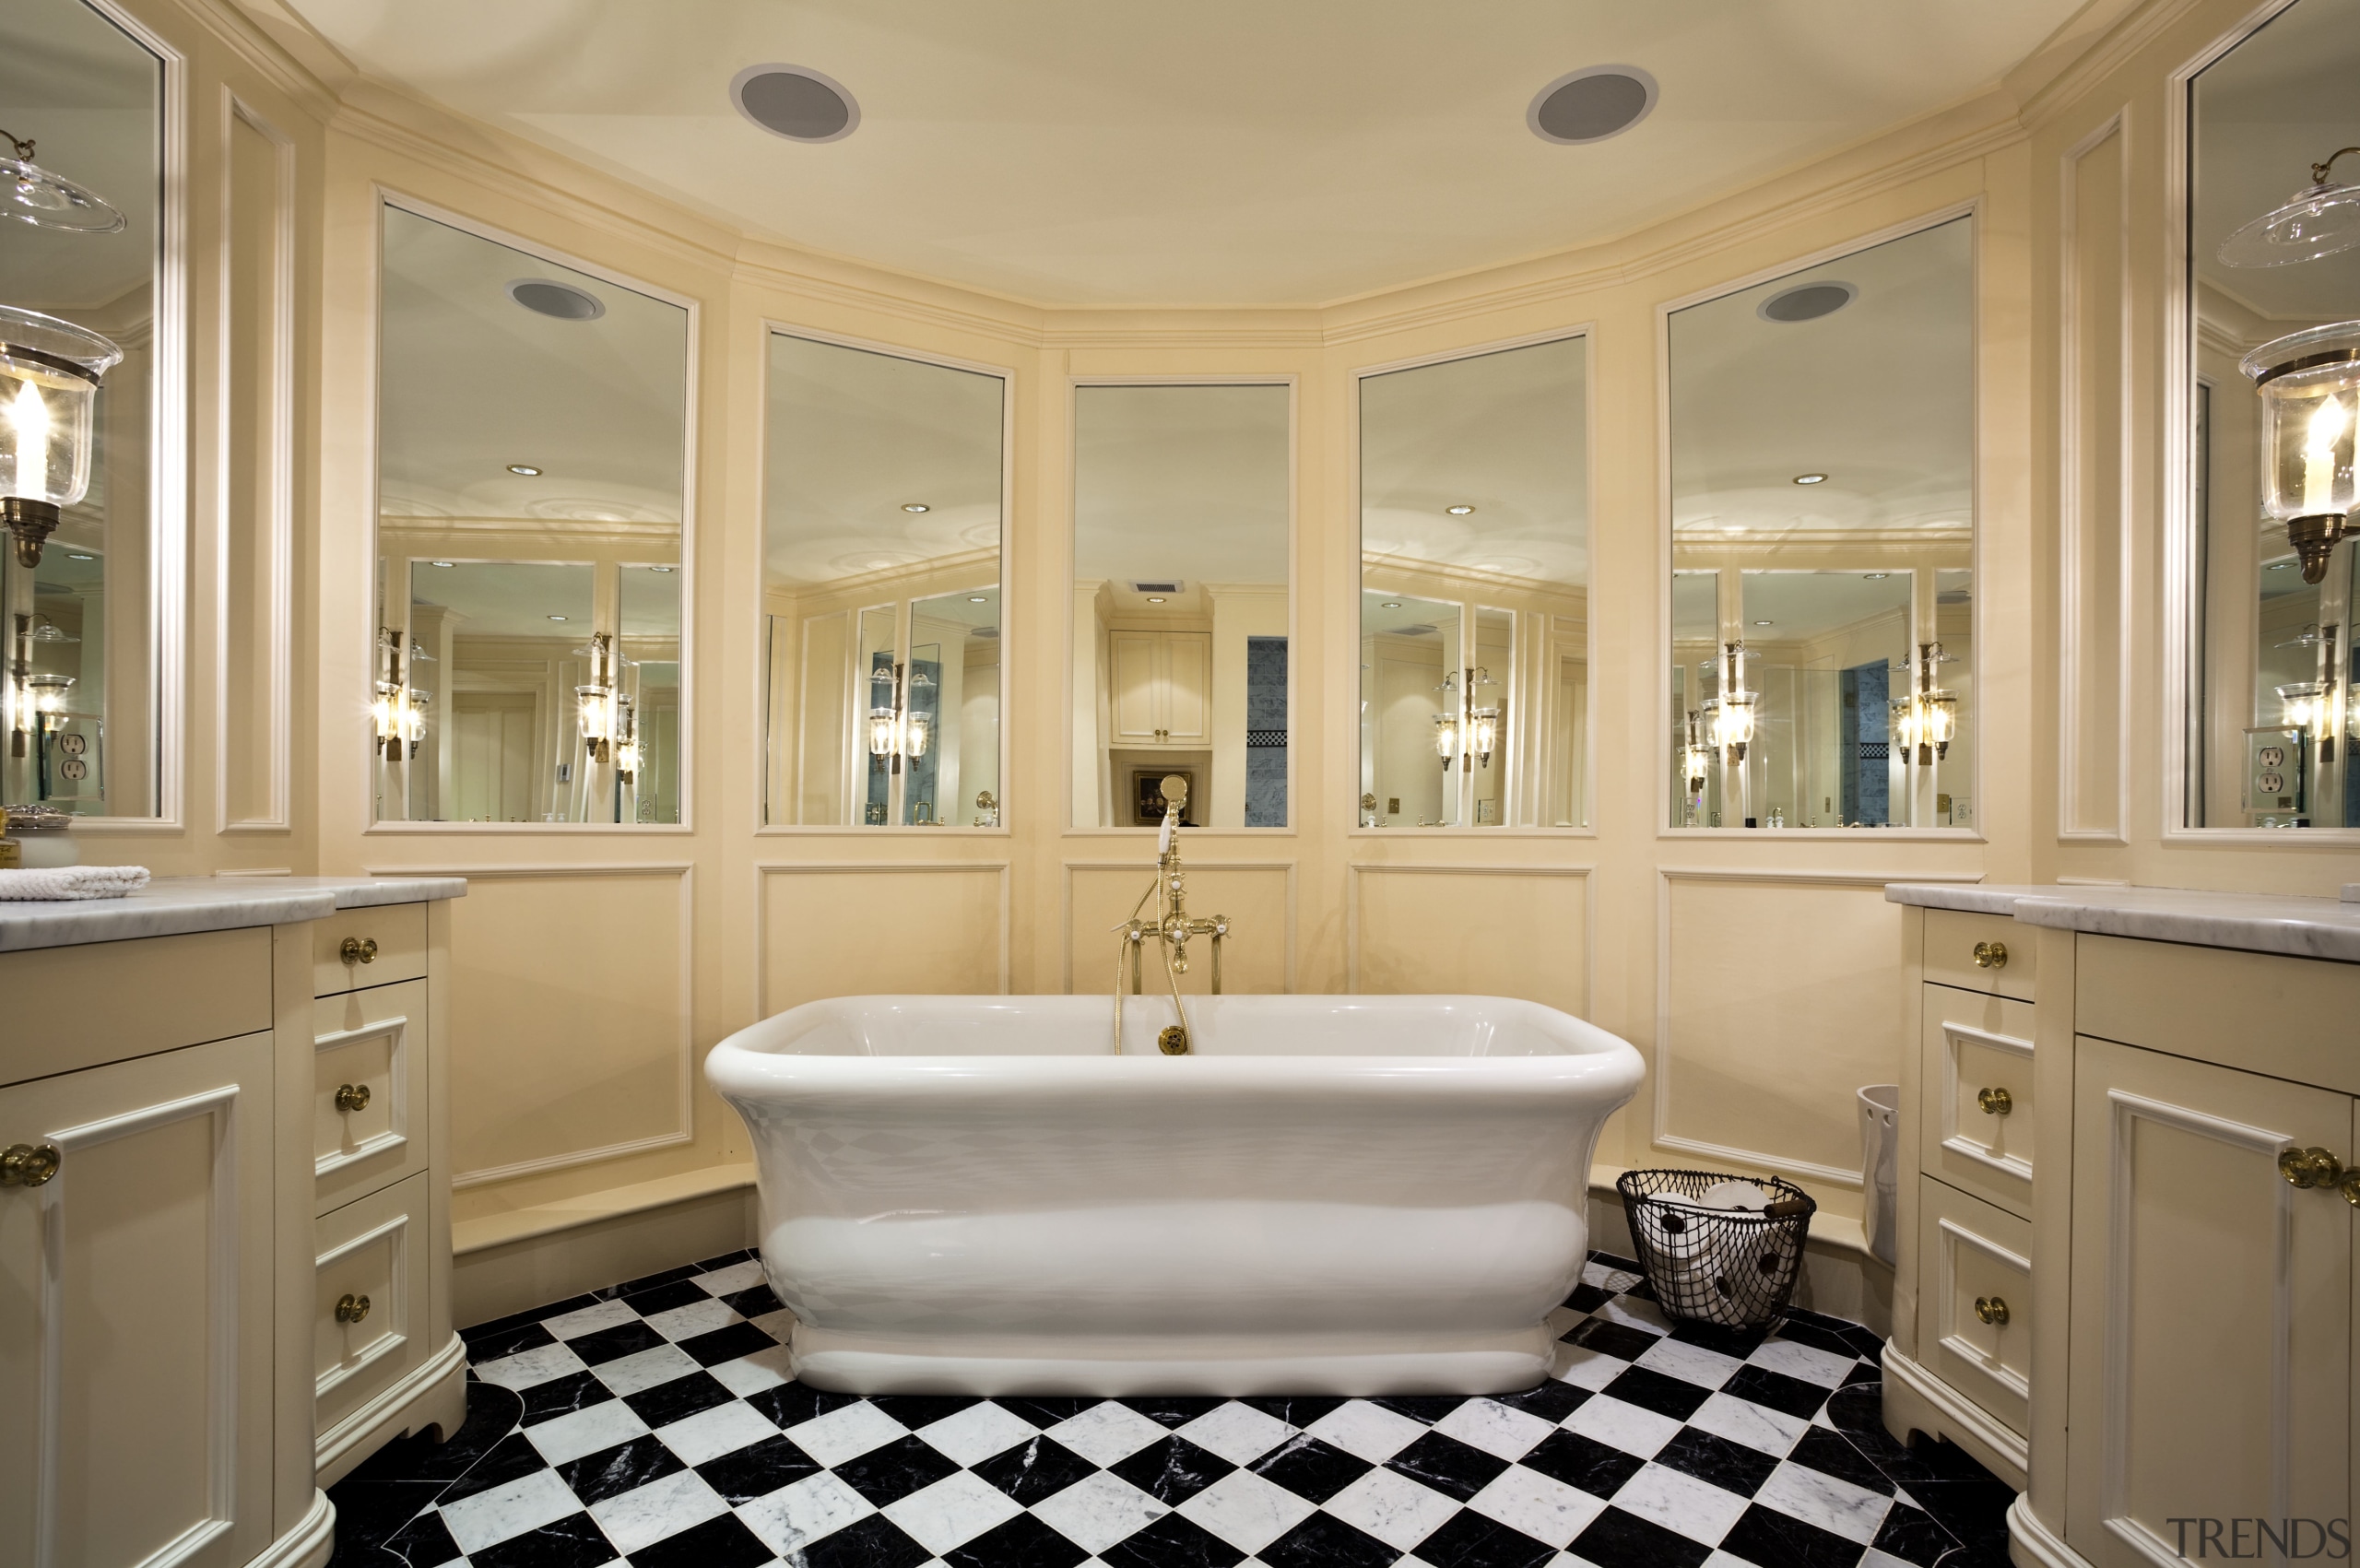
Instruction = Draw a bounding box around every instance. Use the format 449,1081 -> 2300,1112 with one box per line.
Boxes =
1112,630 -> 1211,746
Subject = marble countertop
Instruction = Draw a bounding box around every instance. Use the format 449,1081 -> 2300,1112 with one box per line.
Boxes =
0,874 -> 465,953
1888,880 -> 2360,963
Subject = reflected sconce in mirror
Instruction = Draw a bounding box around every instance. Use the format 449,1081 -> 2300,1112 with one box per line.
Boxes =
1432,667 -> 1501,771
2,127 -> 126,234
1681,709 -> 1712,798
2219,146 -> 2360,268
0,305 -> 123,569
371,629 -> 428,760
575,632 -> 620,762
1702,642 -> 1757,761
867,662 -> 933,773
1889,642 -> 1957,766
613,693 -> 640,784
2241,323 -> 2360,584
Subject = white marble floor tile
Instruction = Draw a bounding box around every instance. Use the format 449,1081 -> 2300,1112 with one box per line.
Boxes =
1634,1335 -> 1745,1390
1320,1467 -> 1464,1551
1563,1395 -> 1682,1458
1683,1391 -> 1808,1456
1174,1469 -> 1318,1555
471,1342 -> 588,1392
916,1401 -> 1044,1467
1030,1471 -> 1169,1556
749,1307 -> 798,1342
641,1296 -> 742,1342
695,1259 -> 768,1296
1045,1402 -> 1172,1467
785,1400 -> 911,1468
1755,1458 -> 1894,1543
737,1471 -> 877,1557
1747,1338 -> 1857,1387
709,1344 -> 793,1397
525,1400 -> 652,1467
593,1343 -> 701,1397
658,1399 -> 782,1466
1432,1398 -> 1557,1460
591,1468 -> 728,1554
1552,1347 -> 1632,1393
1174,1402 -> 1293,1466
438,1469 -> 582,1554
538,1300 -> 640,1341
1608,1462 -> 1748,1546
881,1470 -> 1026,1554
1467,1466 -> 1609,1550
1596,1297 -> 1673,1336
1304,1400 -> 1430,1464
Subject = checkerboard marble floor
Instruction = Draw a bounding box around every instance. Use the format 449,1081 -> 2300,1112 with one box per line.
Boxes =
326,1251 -> 2014,1568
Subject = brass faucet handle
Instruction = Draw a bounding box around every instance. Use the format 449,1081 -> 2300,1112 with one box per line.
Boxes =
0,1142 -> 60,1187
1976,1087 -> 2012,1116
2278,1146 -> 2345,1189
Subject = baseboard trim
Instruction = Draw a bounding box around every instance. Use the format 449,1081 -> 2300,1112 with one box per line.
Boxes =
253,1489 -> 336,1568
454,1162 -> 756,1256
1882,1341 -> 2029,1491
2010,1493 -> 2094,1568
316,1333 -> 469,1488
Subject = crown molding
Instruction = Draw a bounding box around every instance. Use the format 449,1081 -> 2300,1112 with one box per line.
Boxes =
2013,0 -> 2214,133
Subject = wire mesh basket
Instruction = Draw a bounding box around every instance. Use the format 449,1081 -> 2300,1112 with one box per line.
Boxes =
1615,1168 -> 1817,1328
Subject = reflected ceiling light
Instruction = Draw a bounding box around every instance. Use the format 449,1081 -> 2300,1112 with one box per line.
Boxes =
1753,619 -> 1773,626
505,278 -> 604,321
2271,560 -> 2295,572
429,560 -> 455,567
2220,147 -> 2360,268
2242,323 -> 2360,583
732,64 -> 860,143
1528,66 -> 1658,145
1446,504 -> 1475,515
1863,572 -> 1889,580
65,552 -> 91,560
968,595 -> 988,603
1146,595 -> 1167,604
1,127 -> 125,233
1380,601 -> 1402,609
507,464 -> 541,476
903,503 -> 930,513
651,565 -> 675,572
1793,473 -> 1828,485
548,614 -> 568,621
1759,282 -> 1857,324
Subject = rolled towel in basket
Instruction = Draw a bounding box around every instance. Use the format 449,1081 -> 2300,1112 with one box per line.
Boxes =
1634,1182 -> 1788,1327
0,865 -> 150,901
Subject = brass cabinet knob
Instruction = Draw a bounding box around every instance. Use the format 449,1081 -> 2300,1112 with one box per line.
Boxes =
0,1143 -> 60,1187
1974,1294 -> 2011,1326
1972,940 -> 2008,970
1977,1087 -> 2013,1116
340,936 -> 378,966
334,1083 -> 372,1114
335,1293 -> 371,1324
2341,1170 -> 2360,1208
2279,1146 -> 2347,1189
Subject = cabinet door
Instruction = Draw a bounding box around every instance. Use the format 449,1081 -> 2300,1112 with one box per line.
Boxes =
1111,631 -> 1164,741
2065,1038 -> 2351,1568
0,1032 -> 275,1568
1161,632 -> 1211,743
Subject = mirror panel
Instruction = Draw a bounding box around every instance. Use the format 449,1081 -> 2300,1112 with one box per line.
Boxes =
1359,336 -> 1588,828
762,334 -> 1003,828
373,205 -> 689,824
0,0 -> 165,817
1071,383 -> 1290,829
2185,0 -> 2360,828
1667,218 -> 1975,829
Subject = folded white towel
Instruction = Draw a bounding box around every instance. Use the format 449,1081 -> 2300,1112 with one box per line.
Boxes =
0,865 -> 150,901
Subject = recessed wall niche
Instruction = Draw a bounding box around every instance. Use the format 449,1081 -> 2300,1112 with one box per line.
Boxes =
372,205 -> 690,825
1666,217 -> 1976,831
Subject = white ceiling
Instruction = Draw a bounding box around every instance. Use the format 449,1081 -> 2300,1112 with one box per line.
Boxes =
276,0 -> 2087,307
1669,216 -> 1974,537
0,0 -> 159,314
1074,383 -> 1291,592
409,560 -> 681,639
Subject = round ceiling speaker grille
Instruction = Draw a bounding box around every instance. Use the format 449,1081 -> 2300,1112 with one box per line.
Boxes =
732,65 -> 859,143
1528,66 -> 1658,145
506,278 -> 604,320
1757,281 -> 1858,323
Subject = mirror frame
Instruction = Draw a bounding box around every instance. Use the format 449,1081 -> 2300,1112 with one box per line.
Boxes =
753,323 -> 1015,835
1655,204 -> 1985,839
2162,0 -> 2360,843
365,192 -> 700,833
1065,373 -> 1298,834
1350,329 -> 1598,836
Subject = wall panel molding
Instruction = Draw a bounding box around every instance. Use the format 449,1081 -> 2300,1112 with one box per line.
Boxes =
1347,864 -> 1593,1016
368,863 -> 695,1188
1063,859 -> 1297,995
753,861 -> 1011,1018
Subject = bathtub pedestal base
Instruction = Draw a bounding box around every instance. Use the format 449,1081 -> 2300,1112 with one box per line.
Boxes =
787,1325 -> 1559,1397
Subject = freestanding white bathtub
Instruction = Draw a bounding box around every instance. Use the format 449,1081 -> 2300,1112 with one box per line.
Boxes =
705,994 -> 1643,1397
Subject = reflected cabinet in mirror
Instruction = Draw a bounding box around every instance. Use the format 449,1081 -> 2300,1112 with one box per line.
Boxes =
1666,217 -> 1975,830
761,335 -> 1004,828
1071,383 -> 1290,830
1360,337 -> 1588,829
0,0 -> 167,818
372,206 -> 689,825
2185,0 -> 2360,829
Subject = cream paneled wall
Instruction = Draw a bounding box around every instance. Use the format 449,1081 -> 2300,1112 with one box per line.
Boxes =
88,0 -> 2360,1279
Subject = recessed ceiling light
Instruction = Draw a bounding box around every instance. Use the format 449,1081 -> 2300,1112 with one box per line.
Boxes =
2270,560 -> 2295,571
1528,65 -> 1658,145
903,503 -> 929,513
731,64 -> 859,143
1863,572 -> 1889,580
1146,596 -> 1167,604
548,614 -> 568,621
1760,282 -> 1858,324
1381,601 -> 1402,609
505,278 -> 604,321
1446,504 -> 1475,515
1753,619 -> 1774,626
65,552 -> 93,560
651,565 -> 676,572
969,595 -> 988,603
508,464 -> 541,476
1793,473 -> 1827,485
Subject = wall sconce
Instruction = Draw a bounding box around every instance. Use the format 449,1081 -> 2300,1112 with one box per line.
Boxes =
25,671 -> 71,729
372,628 -> 420,761
1,305 -> 124,569
575,631 -> 619,762
2219,146 -> 2360,268
613,693 -> 640,784
1701,642 -> 1757,761
1433,667 -> 1502,771
3,127 -> 127,233
1889,641 -> 1957,765
867,662 -> 932,772
2241,322 -> 2360,584
1681,708 -> 1712,796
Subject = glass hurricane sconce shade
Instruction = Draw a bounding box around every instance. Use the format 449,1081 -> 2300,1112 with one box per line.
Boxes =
0,305 -> 124,568
1431,668 -> 1501,771
1889,642 -> 1957,765
575,632 -> 620,762
2279,680 -> 2326,732
1703,643 -> 1757,760
25,672 -> 72,719
1681,709 -> 1712,796
613,694 -> 639,783
2219,147 -> 2360,269
1,129 -> 127,235
866,663 -> 930,772
2241,322 -> 2360,584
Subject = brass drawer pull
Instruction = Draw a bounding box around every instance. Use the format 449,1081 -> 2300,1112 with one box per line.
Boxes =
1972,940 -> 2008,970
0,1143 -> 60,1187
334,1083 -> 372,1114
2342,1171 -> 2360,1208
1974,1294 -> 2010,1326
335,1293 -> 371,1324
1976,1087 -> 2013,1116
2279,1147 -> 2346,1189
340,937 -> 378,967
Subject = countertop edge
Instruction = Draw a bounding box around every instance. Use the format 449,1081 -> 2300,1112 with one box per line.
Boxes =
0,875 -> 467,952
1882,882 -> 2028,914
2008,895 -> 2360,964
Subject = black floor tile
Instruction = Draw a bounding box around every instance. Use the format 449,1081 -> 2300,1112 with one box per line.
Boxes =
630,1511 -> 774,1568
748,1380 -> 867,1431
519,1372 -> 612,1427
620,1369 -> 736,1427
1260,1512 -> 1398,1568
722,1282 -> 785,1319
1384,1431 -> 1511,1503
322,1480 -> 440,1552
866,1394 -> 980,1431
971,1434 -> 1101,1505
1787,1426 -> 1894,1495
461,1303 -> 564,1348
945,1513 -> 1092,1568
1874,1502 -> 1964,1568
1720,1365 -> 1832,1420
1243,1395 -> 1346,1429
1103,1511 -> 1251,1568
1770,1317 -> 1859,1362
1121,1395 -> 1226,1428
563,1320 -> 667,1366
466,1319 -> 557,1362
799,1511 -> 931,1568
1368,1394 -> 1465,1425
831,1432 -> 962,1506
382,1506 -> 462,1567
1561,1318 -> 1660,1361
433,1432 -> 550,1507
1572,1506 -> 1713,1568
1249,1434 -> 1377,1504
678,1320 -> 780,1366
617,1277 -> 714,1315
694,1248 -> 752,1270
468,1513 -> 619,1568
992,1395 -> 1096,1429
1718,1502 -> 1866,1568
351,1381 -> 523,1484
1564,1282 -> 1614,1313
1416,1507 -> 1559,1568
696,1432 -> 825,1503
555,1434 -> 684,1506
1488,1379 -> 1589,1423
1653,1426 -> 1780,1497
1516,1429 -> 1646,1499
607,1264 -> 702,1296
1111,1434 -> 1236,1503
1666,1319 -> 1774,1361
1599,1364 -> 1711,1421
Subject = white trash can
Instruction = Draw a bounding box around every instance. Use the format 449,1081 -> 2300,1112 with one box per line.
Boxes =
1858,1084 -> 1900,1267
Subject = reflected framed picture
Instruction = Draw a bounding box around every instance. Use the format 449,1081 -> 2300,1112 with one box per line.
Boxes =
1133,769 -> 1194,826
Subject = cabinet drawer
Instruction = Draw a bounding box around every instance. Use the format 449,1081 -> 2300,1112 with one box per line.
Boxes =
2075,935 -> 2360,1094
1916,1175 -> 2030,1438
313,980 -> 428,1214
1922,909 -> 2035,1001
315,1172 -> 431,1440
0,927 -> 270,1085
313,902 -> 427,996
1920,984 -> 2035,1217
